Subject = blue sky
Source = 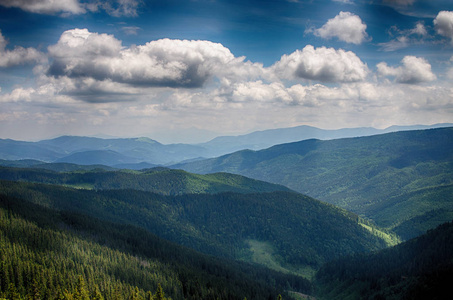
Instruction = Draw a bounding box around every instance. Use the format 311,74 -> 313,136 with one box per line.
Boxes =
0,0 -> 452,143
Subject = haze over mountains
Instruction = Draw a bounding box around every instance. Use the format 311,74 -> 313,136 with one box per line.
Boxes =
0,123 -> 452,167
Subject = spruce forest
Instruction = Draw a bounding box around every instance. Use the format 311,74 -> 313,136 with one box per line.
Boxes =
0,127 -> 452,299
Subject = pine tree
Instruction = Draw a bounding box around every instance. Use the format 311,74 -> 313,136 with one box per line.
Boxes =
74,275 -> 90,300
155,284 -> 165,300
92,286 -> 104,300
8,283 -> 21,300
30,279 -> 41,300
146,291 -> 153,300
130,286 -> 141,300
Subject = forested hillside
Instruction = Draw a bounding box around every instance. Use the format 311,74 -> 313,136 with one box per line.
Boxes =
0,166 -> 291,195
0,193 -> 310,300
315,220 -> 453,300
0,179 -> 390,276
176,127 -> 453,240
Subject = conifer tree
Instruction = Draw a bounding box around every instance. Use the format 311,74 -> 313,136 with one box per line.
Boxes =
155,284 -> 165,300
146,291 -> 153,300
30,278 -> 41,300
92,286 -> 104,300
130,286 -> 141,300
74,276 -> 90,300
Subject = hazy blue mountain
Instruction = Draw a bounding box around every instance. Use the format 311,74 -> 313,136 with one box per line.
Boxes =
0,159 -> 44,167
0,139 -> 62,161
55,150 -> 141,166
38,136 -> 209,165
198,123 -> 453,156
113,161 -> 158,170
1,123 -> 451,165
175,127 -> 453,240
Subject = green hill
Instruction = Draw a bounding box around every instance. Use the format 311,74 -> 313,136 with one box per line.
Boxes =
0,180 -> 390,275
0,192 -> 311,300
315,220 -> 453,300
176,127 -> 453,239
0,166 -> 291,195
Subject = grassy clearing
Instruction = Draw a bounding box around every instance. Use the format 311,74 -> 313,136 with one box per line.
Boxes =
244,239 -> 316,280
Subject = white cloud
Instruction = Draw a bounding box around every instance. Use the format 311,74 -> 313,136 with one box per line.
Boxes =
0,0 -> 85,15
0,0 -> 142,17
377,56 -> 436,84
121,26 -> 141,35
313,11 -> 369,44
383,0 -> 416,6
89,0 -> 142,17
434,11 -> 453,43
333,0 -> 354,4
411,22 -> 427,36
378,22 -> 427,51
48,29 -> 229,88
273,45 -> 369,83
0,87 -> 34,102
44,28 -> 267,101
0,30 -> 46,67
232,81 -> 292,104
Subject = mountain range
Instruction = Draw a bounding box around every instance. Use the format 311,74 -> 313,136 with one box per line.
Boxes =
1,125 -> 452,299
1,123 -> 451,166
175,127 -> 453,240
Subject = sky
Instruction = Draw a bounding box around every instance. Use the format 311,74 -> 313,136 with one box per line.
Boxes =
0,0 -> 452,143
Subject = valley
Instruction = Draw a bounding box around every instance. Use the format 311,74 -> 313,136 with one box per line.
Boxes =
0,126 -> 452,299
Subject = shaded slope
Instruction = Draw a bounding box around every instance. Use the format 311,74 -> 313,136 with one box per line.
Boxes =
315,220 -> 453,300
0,180 -> 389,272
0,193 -> 310,300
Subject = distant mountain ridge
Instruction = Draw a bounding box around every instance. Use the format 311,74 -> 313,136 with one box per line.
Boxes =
198,123 -> 453,155
0,123 -> 451,166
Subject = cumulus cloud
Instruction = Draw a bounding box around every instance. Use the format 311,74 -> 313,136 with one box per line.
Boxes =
0,0 -> 141,17
0,87 -> 34,102
313,11 -> 369,44
377,56 -> 436,84
43,28 -> 267,101
0,0 -> 85,15
0,30 -> 46,67
273,45 -> 369,83
434,11 -> 453,43
48,29 -> 225,88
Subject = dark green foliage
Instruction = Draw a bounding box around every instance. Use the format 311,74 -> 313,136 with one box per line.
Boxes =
315,221 -> 453,300
177,127 -> 453,239
0,166 -> 290,195
0,193 -> 311,299
0,180 -> 387,270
